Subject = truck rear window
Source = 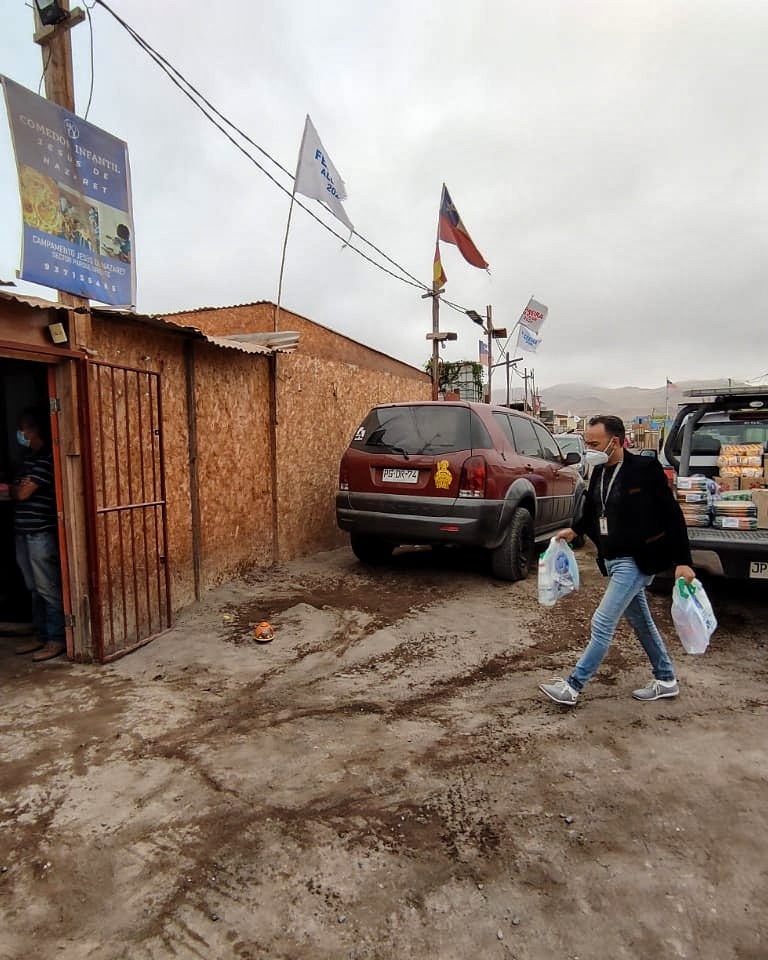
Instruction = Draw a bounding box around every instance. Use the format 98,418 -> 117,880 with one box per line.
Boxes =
669,418 -> 768,455
351,406 -> 491,455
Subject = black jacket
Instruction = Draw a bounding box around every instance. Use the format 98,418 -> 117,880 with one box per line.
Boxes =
575,451 -> 693,575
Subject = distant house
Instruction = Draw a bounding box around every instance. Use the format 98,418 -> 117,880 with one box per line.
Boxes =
0,292 -> 429,662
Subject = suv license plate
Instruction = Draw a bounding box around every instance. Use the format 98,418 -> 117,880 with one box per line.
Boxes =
749,561 -> 768,579
382,468 -> 419,484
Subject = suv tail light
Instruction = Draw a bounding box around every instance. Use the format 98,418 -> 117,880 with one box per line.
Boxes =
459,456 -> 486,498
339,464 -> 349,491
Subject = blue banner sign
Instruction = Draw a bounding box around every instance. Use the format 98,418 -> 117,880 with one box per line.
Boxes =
2,76 -> 135,307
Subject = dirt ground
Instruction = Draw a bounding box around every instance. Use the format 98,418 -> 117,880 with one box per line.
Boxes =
1,542 -> 766,960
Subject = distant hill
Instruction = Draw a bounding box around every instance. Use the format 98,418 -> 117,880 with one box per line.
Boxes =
516,379 -> 749,424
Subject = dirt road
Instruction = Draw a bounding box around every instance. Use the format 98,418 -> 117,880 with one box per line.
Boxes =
1,544 -> 766,960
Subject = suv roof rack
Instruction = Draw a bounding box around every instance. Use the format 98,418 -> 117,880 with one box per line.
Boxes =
683,385 -> 768,398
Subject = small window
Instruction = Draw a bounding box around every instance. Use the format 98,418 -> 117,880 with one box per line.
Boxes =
533,423 -> 563,463
492,412 -> 516,448
508,416 -> 543,458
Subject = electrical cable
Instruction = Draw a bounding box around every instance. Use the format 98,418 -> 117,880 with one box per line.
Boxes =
92,0 -> 448,297
38,44 -> 52,95
83,4 -> 96,119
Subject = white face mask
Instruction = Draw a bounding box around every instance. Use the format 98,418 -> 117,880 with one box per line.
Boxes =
585,438 -> 614,468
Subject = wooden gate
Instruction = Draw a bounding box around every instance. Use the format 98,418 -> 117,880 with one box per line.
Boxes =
86,360 -> 171,661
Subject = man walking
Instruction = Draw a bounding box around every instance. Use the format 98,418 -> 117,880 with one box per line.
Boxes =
11,408 -> 66,662
539,415 -> 694,706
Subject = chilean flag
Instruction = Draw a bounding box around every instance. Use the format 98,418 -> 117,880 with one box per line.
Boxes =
437,184 -> 489,270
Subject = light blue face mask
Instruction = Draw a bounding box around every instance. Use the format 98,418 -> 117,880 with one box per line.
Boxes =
16,429 -> 31,448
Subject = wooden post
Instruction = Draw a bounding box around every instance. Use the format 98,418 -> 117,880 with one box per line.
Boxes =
33,3 -> 90,659
34,0 -> 92,349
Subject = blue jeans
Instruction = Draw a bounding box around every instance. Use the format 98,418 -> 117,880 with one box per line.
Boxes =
15,529 -> 65,647
568,556 -> 676,692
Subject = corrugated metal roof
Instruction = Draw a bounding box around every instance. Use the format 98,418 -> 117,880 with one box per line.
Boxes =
0,289 -> 67,311
205,333 -> 298,355
217,331 -> 300,350
97,310 -> 298,355
0,293 -> 297,354
160,300 -> 272,317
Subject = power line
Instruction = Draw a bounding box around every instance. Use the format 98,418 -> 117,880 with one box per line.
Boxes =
83,2 -> 96,119
93,0 -> 467,303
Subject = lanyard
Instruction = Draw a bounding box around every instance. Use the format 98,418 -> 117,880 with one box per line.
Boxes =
600,460 -> 622,516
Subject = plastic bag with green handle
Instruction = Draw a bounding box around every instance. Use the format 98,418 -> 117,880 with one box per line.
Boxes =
670,577 -> 717,655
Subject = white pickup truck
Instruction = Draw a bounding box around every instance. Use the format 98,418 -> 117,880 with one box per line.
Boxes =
663,385 -> 768,581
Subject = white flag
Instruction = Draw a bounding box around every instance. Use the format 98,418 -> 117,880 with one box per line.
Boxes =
517,325 -> 542,353
294,115 -> 353,232
519,297 -> 548,333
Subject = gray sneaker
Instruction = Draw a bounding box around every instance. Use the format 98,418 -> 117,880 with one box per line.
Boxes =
539,677 -> 579,706
632,678 -> 679,701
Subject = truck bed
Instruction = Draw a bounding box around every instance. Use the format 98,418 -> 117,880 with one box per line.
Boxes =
687,527 -> 768,578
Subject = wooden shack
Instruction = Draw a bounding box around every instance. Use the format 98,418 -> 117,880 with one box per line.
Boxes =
0,291 -> 429,662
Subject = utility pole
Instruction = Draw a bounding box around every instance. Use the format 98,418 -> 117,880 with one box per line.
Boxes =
466,305 -> 505,404
423,280 -> 455,400
32,0 -> 91,347
500,352 -> 523,407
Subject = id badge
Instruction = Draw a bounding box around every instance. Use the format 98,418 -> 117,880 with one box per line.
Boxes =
599,516 -> 609,536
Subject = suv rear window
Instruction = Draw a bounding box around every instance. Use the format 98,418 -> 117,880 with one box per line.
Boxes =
351,405 -> 491,455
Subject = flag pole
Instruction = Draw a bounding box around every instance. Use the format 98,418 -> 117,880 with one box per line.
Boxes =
274,191 -> 296,333
497,292 -> 534,359
665,379 -> 669,421
429,209 -> 442,401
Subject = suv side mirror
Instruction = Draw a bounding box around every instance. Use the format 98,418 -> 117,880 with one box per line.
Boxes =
564,451 -> 582,465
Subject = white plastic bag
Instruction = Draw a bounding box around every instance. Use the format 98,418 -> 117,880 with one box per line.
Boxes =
538,537 -> 580,607
671,577 -> 717,654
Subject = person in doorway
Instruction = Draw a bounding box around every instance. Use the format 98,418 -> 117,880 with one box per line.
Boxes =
10,408 -> 66,662
539,414 -> 695,706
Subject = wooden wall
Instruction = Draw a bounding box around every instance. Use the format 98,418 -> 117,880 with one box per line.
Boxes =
168,302 -> 429,381
190,342 -> 274,587
274,352 -> 431,558
92,309 -> 431,610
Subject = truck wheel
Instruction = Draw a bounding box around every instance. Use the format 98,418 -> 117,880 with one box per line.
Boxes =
350,533 -> 394,566
491,507 -> 535,581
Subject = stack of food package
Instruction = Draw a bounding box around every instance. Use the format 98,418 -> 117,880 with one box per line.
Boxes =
712,490 -> 758,530
716,444 -> 765,492
674,475 -> 712,527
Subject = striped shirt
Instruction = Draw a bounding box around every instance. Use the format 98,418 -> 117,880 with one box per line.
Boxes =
14,450 -> 57,532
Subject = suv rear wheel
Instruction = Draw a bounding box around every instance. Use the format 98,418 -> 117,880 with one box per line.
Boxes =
350,533 -> 394,566
490,506 -> 535,581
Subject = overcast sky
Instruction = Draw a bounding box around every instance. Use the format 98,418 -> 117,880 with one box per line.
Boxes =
2,0 -> 767,393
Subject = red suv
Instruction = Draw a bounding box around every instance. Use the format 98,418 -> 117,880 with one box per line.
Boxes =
336,401 -> 586,580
